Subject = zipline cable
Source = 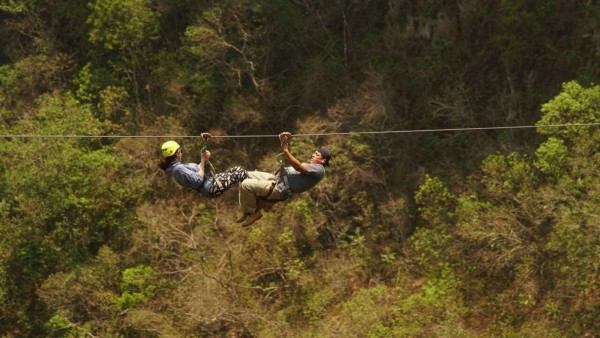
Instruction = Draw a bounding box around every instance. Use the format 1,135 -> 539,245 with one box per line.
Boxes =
1,122 -> 599,139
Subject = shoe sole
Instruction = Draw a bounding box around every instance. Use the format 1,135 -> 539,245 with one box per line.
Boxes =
241,212 -> 263,227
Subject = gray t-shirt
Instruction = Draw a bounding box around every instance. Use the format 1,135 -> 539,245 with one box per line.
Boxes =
282,163 -> 325,194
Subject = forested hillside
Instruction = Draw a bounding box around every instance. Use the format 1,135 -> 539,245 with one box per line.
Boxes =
0,1 -> 598,337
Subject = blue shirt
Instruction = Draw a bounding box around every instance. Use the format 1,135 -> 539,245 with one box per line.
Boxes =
165,161 -> 213,196
282,163 -> 325,193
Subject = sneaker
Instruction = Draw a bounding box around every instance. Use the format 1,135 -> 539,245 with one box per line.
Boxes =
240,210 -> 263,227
235,213 -> 250,223
257,198 -> 278,212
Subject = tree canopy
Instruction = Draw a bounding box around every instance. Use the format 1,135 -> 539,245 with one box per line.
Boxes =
0,1 -> 598,336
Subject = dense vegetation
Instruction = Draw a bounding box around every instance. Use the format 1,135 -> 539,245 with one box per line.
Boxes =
0,1 -> 598,337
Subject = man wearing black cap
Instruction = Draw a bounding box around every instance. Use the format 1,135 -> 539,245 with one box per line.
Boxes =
237,132 -> 332,227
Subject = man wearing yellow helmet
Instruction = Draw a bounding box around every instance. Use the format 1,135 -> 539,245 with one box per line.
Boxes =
157,138 -> 248,198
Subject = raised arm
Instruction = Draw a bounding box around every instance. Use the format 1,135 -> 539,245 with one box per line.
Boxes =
199,150 -> 211,179
279,132 -> 308,174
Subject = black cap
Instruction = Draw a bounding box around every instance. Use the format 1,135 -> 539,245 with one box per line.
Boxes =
318,147 -> 332,165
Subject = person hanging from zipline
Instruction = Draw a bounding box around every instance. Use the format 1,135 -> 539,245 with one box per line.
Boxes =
236,132 -> 332,227
157,134 -> 248,198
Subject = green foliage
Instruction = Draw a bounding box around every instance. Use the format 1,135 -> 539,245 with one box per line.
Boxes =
408,227 -> 453,273
1,93 -> 133,267
415,174 -> 455,225
98,85 -> 131,125
481,152 -> 537,198
544,200 -> 600,335
184,8 -> 228,60
2,1 -> 600,336
534,137 -> 569,180
38,246 -> 121,336
0,93 -> 142,334
0,0 -> 28,13
87,0 -> 159,50
328,285 -> 391,337
73,63 -> 118,104
0,64 -> 18,109
0,55 -> 72,114
538,81 -> 600,140
323,267 -> 467,337
180,1 -> 269,123
33,93 -> 103,135
412,181 -> 458,273
388,266 -> 466,337
44,311 -> 81,338
118,265 -> 157,309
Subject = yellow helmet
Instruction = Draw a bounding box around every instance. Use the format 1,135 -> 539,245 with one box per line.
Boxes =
161,141 -> 180,158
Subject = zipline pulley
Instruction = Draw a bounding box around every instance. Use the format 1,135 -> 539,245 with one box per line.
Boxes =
199,133 -> 216,174
275,132 -> 292,175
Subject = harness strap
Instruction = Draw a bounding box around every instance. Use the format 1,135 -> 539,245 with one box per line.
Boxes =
266,133 -> 292,200
199,133 -> 217,173
215,178 -> 224,191
282,175 -> 290,191
265,181 -> 277,198
275,174 -> 291,201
